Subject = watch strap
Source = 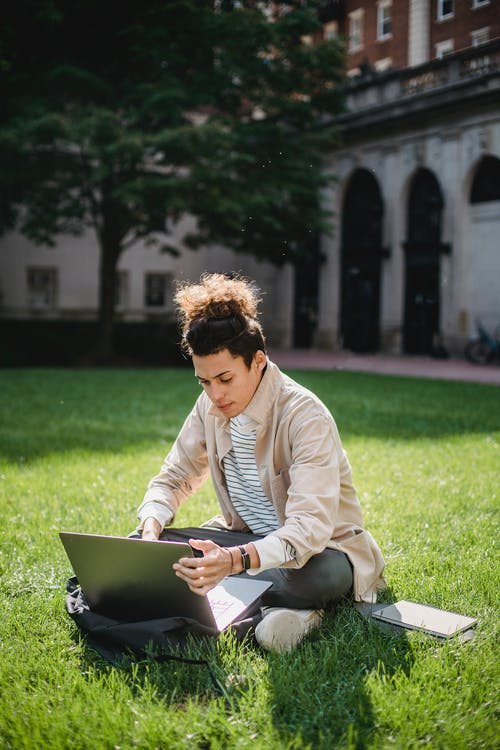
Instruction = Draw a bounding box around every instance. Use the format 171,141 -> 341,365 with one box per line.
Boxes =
238,545 -> 251,571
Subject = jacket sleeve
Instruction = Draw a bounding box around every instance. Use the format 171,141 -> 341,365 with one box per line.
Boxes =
268,409 -> 343,567
137,396 -> 211,529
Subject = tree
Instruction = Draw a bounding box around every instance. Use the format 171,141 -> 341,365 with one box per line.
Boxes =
0,0 -> 346,360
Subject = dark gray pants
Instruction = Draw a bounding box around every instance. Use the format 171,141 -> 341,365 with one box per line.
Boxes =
154,526 -> 353,611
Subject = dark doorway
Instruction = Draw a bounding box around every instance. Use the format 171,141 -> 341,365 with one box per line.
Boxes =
293,235 -> 321,348
403,169 -> 446,355
340,169 -> 384,353
403,253 -> 440,354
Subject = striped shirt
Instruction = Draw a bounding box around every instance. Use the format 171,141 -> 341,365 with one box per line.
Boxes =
224,413 -> 295,572
224,414 -> 279,535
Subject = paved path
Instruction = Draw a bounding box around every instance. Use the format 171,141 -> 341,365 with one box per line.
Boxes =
267,349 -> 500,386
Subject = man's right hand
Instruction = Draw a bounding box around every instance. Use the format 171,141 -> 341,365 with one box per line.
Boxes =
141,517 -> 162,541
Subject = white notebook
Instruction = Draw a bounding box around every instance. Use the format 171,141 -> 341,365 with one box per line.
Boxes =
372,600 -> 477,638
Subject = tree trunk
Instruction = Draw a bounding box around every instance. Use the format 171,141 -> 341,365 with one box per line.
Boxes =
92,235 -> 122,364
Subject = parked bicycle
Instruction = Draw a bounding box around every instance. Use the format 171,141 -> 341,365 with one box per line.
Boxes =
464,320 -> 500,365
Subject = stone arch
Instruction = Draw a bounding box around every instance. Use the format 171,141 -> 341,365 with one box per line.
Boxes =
465,155 -> 500,335
339,168 -> 384,352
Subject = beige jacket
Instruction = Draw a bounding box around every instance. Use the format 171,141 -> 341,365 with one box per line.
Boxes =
139,360 -> 386,602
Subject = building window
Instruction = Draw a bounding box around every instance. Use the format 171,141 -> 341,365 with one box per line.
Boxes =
435,39 -> 454,58
437,0 -> 454,20
324,21 -> 338,41
27,268 -> 57,309
348,9 -> 364,52
471,27 -> 490,46
144,273 -> 172,308
115,270 -> 129,310
472,0 -> 490,8
375,57 -> 392,72
470,155 -> 500,203
377,1 -> 392,41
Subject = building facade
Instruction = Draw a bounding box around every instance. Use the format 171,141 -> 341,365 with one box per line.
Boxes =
1,1 -> 499,356
315,0 -> 500,354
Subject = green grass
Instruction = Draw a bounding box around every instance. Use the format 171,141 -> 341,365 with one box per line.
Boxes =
0,367 -> 498,750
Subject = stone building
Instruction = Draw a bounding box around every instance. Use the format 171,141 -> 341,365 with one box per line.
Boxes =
1,1 -> 499,357
314,0 -> 500,355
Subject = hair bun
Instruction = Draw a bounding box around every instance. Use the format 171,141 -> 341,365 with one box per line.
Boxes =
175,273 -> 261,326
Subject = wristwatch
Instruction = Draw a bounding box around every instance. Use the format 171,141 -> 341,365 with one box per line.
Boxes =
238,545 -> 251,571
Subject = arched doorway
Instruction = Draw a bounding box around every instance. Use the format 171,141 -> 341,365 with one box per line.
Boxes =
340,169 -> 384,353
403,169 -> 449,354
467,155 -> 500,335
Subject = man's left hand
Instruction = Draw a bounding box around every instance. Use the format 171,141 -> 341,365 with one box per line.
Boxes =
173,538 -> 232,596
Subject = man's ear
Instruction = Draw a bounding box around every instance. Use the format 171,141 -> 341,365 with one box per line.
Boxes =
254,350 -> 267,371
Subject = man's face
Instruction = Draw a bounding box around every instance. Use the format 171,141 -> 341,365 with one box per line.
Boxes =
192,348 -> 267,418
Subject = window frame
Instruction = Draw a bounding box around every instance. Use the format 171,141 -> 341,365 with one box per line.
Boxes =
323,21 -> 338,41
435,39 -> 454,58
115,270 -> 129,311
437,0 -> 454,21
348,9 -> 364,53
144,272 -> 173,309
377,0 -> 392,41
26,267 -> 58,310
471,26 -> 490,46
374,57 -> 392,72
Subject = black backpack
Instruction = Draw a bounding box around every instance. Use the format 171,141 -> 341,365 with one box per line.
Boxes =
65,576 -> 259,691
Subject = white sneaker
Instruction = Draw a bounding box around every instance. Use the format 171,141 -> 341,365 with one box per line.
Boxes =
254,607 -> 324,653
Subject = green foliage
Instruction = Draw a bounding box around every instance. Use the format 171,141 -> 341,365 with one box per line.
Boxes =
1,1 -> 346,357
0,368 -> 499,749
0,1 -> 345,260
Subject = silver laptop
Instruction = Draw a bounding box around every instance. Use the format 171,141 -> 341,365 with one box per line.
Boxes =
60,532 -> 272,631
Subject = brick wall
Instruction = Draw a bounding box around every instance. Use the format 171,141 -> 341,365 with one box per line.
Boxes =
340,0 -> 409,73
430,0 -> 500,57
335,0 -> 500,73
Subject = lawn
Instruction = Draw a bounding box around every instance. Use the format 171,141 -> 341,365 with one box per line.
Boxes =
0,367 -> 498,750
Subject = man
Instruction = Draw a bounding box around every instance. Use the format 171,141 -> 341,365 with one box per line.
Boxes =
137,273 -> 385,652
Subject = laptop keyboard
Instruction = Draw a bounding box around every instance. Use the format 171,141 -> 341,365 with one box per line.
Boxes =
206,585 -> 247,629
208,597 -> 235,619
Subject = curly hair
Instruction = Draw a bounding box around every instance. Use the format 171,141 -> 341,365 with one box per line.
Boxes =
174,273 -> 266,366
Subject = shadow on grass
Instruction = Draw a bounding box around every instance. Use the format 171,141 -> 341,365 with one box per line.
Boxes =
0,368 -> 198,463
70,626 -> 228,703
71,596 -> 413,750
1,368 -> 499,464
264,598 -> 413,749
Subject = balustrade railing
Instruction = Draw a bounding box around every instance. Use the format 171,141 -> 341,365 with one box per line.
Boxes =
343,39 -> 500,114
